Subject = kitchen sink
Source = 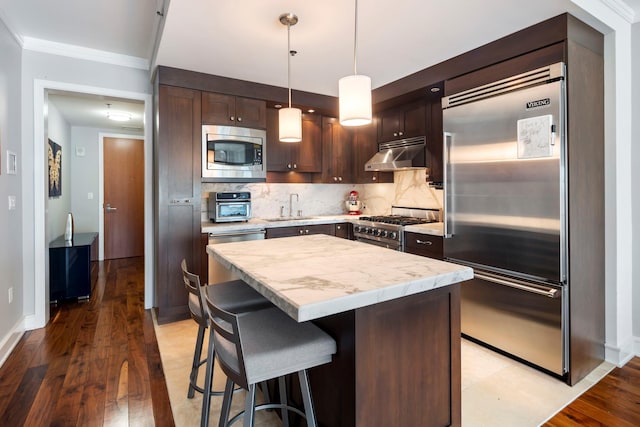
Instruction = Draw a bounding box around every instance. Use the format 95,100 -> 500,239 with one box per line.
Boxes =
263,216 -> 317,222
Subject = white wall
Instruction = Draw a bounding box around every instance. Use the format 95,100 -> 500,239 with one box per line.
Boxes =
20,51 -> 151,328
632,21 -> 640,349
0,18 -> 24,364
45,101 -> 71,243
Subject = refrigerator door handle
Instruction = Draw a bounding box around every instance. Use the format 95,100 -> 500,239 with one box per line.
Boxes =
475,272 -> 560,298
443,131 -> 453,238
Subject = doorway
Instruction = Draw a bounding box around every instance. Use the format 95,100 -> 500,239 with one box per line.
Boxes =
29,79 -> 153,330
103,136 -> 145,259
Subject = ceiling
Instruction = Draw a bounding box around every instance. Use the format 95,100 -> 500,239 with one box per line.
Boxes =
0,0 -> 638,128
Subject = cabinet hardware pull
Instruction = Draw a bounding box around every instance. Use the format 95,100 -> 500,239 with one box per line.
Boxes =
399,131 -> 404,136
305,229 -> 310,234
393,132 -> 398,137
237,117 -> 243,122
299,229 -> 304,235
287,163 -> 292,169
416,239 -> 433,245
293,163 -> 297,169
338,177 -> 343,182
230,116 -> 235,121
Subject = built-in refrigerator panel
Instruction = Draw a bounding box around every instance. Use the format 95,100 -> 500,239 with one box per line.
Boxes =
443,78 -> 566,284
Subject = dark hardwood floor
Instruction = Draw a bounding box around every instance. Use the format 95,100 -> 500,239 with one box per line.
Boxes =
1,256 -> 638,426
0,257 -> 174,426
544,357 -> 640,426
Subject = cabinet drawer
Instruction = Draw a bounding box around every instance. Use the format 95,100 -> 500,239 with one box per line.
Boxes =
404,233 -> 443,259
266,223 -> 336,239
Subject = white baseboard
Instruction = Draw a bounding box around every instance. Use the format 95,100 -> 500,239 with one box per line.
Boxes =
605,336 -> 637,367
0,317 -> 26,368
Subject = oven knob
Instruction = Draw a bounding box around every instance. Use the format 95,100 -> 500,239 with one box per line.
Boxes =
389,231 -> 397,239
354,225 -> 361,232
380,230 -> 388,238
375,229 -> 383,237
368,228 -> 375,235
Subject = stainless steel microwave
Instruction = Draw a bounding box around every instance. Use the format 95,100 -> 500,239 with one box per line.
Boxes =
202,125 -> 266,182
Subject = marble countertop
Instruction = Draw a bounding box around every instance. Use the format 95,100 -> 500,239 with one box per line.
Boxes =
207,234 -> 473,321
403,222 -> 444,236
203,216 -> 445,236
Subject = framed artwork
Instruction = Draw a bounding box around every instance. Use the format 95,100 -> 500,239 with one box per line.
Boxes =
48,139 -> 62,197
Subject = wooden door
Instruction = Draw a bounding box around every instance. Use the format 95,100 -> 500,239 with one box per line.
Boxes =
201,92 -> 235,125
104,137 -> 144,259
235,97 -> 266,128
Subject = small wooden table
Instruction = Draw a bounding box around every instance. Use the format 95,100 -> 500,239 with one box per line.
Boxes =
208,235 -> 473,427
49,232 -> 98,302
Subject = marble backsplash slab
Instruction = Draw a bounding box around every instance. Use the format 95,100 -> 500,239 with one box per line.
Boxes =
201,170 -> 442,221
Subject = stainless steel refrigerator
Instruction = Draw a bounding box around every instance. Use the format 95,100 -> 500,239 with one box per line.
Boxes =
442,62 -> 568,376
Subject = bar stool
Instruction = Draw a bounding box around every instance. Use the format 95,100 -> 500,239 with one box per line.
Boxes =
181,260 -> 272,401
204,292 -> 337,427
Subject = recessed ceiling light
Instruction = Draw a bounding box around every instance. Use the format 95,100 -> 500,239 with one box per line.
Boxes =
307,109 -> 315,113
274,104 -> 282,109
430,87 -> 440,93
106,103 -> 132,121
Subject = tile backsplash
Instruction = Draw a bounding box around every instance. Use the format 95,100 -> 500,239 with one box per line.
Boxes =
201,169 -> 442,221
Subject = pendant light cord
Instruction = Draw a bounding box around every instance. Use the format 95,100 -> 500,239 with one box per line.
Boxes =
287,22 -> 292,108
353,0 -> 358,75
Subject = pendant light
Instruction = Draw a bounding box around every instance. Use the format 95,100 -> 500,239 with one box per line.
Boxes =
279,13 -> 302,142
339,0 -> 372,127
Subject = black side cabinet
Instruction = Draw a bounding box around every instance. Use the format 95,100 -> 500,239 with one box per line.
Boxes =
49,232 -> 98,302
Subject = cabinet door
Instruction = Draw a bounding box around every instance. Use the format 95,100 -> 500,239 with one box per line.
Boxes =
265,226 -> 299,239
426,98 -> 443,183
202,92 -> 235,125
402,102 -> 427,138
295,113 -> 322,172
377,109 -> 403,142
156,85 -> 202,323
266,108 -> 292,172
377,102 -> 426,143
353,122 -> 393,184
235,97 -> 266,128
318,117 -> 353,183
404,233 -> 443,259
335,223 -> 353,239
303,223 -> 336,236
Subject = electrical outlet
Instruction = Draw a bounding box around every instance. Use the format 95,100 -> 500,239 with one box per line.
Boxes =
8,287 -> 13,304
8,195 -> 16,210
88,192 -> 94,200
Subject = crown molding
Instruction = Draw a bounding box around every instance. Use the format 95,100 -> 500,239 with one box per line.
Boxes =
601,0 -> 637,23
22,37 -> 149,70
0,7 -> 25,47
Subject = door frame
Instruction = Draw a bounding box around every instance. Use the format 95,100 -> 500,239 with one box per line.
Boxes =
99,133 -> 145,261
29,79 -> 153,330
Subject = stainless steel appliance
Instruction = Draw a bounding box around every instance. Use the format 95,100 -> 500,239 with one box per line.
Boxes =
202,125 -> 266,182
353,207 -> 440,251
364,136 -> 426,171
207,229 -> 266,285
442,62 -> 568,377
208,191 -> 252,223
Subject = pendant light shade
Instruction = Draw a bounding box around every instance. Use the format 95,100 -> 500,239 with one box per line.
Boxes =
279,107 -> 302,142
339,0 -> 372,127
339,74 -> 372,126
279,13 -> 302,143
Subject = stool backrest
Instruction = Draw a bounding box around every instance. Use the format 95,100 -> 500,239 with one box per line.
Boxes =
181,259 -> 208,326
204,292 -> 250,390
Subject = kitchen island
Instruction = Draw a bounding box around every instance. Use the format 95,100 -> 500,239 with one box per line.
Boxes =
207,234 -> 473,427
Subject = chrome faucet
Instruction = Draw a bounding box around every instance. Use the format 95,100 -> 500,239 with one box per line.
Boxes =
289,193 -> 299,218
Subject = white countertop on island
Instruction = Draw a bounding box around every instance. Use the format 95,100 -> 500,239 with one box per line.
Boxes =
207,234 -> 472,321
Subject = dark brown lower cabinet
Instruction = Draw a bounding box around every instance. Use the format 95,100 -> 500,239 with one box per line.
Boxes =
404,233 -> 443,259
265,223 -> 336,239
276,284 -> 461,427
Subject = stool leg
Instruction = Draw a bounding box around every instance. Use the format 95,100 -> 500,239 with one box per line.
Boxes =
298,370 -> 317,427
278,376 -> 289,427
243,384 -> 256,427
201,326 -> 216,427
189,324 -> 206,398
218,377 -> 235,427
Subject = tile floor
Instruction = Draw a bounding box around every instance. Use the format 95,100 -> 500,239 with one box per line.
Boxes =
155,316 -> 614,427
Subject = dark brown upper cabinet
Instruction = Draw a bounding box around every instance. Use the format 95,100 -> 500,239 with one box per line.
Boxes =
313,116 -> 354,184
201,92 -> 267,129
266,108 -> 322,173
377,101 -> 426,143
352,121 -> 393,184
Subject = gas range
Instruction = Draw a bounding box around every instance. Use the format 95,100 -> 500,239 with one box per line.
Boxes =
353,207 -> 440,251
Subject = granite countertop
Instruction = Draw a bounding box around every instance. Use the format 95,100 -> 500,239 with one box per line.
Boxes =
203,216 -> 445,236
207,234 -> 473,321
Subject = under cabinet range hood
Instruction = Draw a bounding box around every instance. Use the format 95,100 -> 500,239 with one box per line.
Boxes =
364,136 -> 427,171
